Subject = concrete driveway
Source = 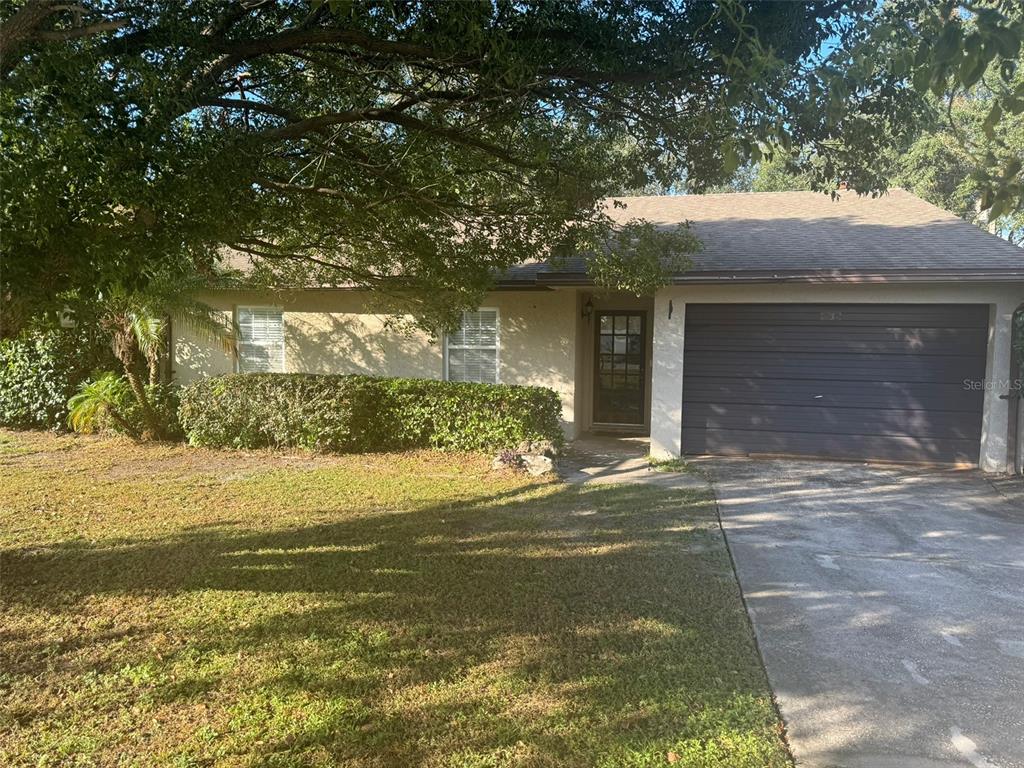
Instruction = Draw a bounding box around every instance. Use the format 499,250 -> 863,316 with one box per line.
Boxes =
709,459 -> 1024,768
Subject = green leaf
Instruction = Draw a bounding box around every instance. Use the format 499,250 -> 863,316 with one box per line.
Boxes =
988,195 -> 1009,220
914,42 -> 931,67
959,54 -> 987,89
982,103 -> 1003,140
912,66 -> 932,93
777,127 -> 792,152
973,8 -> 1002,30
991,26 -> 1021,59
722,143 -> 740,175
1003,95 -> 1024,115
932,22 -> 962,64
963,32 -> 983,57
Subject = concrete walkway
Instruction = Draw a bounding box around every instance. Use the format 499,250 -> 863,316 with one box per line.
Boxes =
559,435 -> 707,489
710,458 -> 1024,768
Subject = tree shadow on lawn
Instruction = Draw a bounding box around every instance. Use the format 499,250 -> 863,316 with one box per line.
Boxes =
2,483 -> 790,767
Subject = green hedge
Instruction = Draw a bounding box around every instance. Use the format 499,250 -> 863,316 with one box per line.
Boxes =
0,328 -> 115,429
177,374 -> 564,453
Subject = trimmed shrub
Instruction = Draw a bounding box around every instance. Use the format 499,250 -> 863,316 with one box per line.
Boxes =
0,327 -> 115,429
178,373 -> 564,453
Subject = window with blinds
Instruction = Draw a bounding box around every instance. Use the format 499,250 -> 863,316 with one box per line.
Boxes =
446,309 -> 499,384
236,307 -> 285,373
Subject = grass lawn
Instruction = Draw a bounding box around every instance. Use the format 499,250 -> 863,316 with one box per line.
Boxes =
0,429 -> 790,768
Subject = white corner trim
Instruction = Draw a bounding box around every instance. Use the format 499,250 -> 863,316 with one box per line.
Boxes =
649,294 -> 685,458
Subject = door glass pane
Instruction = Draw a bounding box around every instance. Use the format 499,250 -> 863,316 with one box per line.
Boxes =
594,312 -> 645,425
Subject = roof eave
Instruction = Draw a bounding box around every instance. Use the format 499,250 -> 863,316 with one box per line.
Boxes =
668,269 -> 1024,284
497,269 -> 1024,288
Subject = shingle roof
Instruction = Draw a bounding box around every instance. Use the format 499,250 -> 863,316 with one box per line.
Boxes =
501,189 -> 1023,285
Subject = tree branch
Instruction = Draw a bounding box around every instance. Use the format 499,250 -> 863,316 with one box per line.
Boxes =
0,0 -> 64,57
34,19 -> 127,41
200,97 -> 298,119
228,239 -> 394,286
0,0 -> 125,75
210,26 -> 447,63
257,177 -> 356,200
256,107 -> 537,169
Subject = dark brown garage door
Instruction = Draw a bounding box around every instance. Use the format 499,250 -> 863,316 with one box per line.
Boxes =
682,304 -> 988,464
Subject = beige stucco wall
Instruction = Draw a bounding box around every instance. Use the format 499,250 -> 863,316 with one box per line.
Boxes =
171,288 -> 580,436
485,290 -> 579,433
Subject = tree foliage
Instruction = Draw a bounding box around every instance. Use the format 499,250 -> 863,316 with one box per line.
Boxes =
2,0 -> 1022,330
890,64 -> 1024,244
746,58 -> 1024,244
783,0 -> 1024,209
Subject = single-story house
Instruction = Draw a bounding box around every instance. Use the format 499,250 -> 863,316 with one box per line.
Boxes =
173,189 -> 1024,473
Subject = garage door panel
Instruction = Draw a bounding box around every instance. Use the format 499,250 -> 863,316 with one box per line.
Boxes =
684,326 -> 987,356
682,403 -> 983,440
681,303 -> 988,464
681,379 -> 985,411
686,352 -> 986,383
683,428 -> 981,465
686,304 -> 989,328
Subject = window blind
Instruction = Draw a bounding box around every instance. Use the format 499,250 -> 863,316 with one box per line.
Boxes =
446,310 -> 498,383
237,307 -> 285,373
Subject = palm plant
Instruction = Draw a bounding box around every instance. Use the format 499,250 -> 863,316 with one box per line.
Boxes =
86,275 -> 235,440
67,372 -> 133,435
129,312 -> 167,388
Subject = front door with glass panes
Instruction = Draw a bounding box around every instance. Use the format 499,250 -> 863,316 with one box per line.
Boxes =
594,311 -> 646,425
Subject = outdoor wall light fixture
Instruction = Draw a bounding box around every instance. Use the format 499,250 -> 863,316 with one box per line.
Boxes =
582,298 -> 594,320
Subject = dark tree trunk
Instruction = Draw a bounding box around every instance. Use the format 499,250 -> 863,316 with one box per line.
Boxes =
109,321 -> 163,440
123,366 -> 162,441
104,404 -> 138,438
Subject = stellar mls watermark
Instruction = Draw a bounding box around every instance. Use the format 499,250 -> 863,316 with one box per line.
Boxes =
962,378 -> 1022,392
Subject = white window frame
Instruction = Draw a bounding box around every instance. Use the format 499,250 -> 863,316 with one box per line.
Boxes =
234,305 -> 286,374
444,307 -> 500,384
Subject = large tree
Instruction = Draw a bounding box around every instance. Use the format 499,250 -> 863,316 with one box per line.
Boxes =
890,63 -> 1024,244
2,0 -> 1022,333
746,61 -> 1024,244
